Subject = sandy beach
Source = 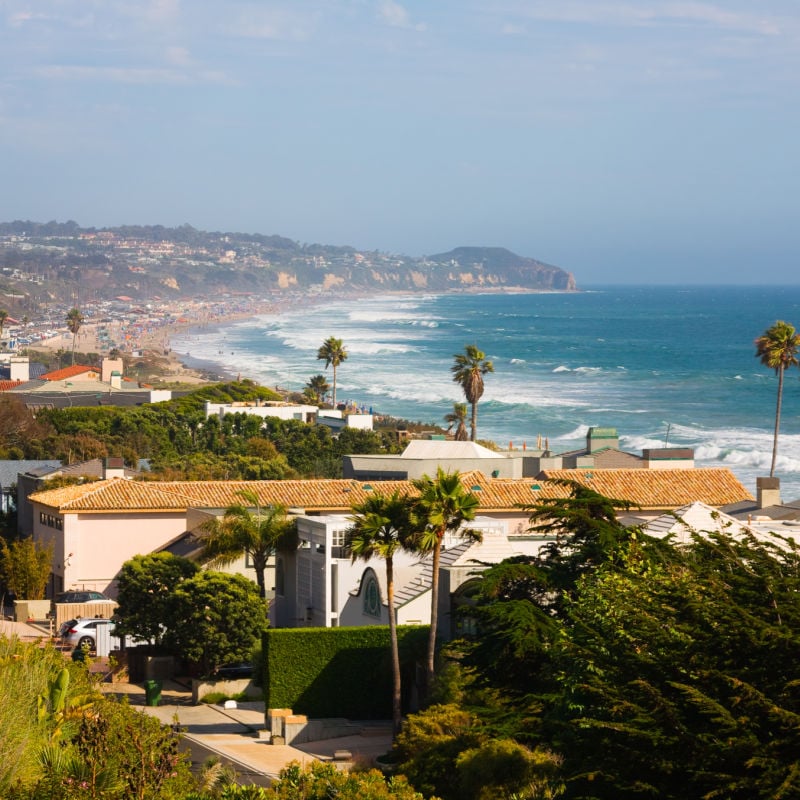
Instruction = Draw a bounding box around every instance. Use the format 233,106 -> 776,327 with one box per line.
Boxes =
28,302 -> 266,384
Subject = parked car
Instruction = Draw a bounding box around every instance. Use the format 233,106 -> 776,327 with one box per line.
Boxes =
215,663 -> 254,679
55,590 -> 113,604
62,618 -> 115,650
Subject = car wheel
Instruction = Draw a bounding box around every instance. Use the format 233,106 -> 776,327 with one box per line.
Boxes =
78,636 -> 95,649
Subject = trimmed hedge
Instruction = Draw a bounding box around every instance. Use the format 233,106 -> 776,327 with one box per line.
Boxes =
263,625 -> 428,719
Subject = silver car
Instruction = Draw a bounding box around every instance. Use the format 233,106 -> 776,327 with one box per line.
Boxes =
62,618 -> 115,650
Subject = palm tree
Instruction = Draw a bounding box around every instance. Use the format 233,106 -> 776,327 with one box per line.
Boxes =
451,345 -> 494,441
347,491 -> 414,735
411,469 -> 480,689
65,308 -> 84,366
755,320 -> 800,477
0,310 -> 8,350
317,337 -> 348,409
199,489 -> 297,600
305,373 -> 330,405
444,402 -> 469,441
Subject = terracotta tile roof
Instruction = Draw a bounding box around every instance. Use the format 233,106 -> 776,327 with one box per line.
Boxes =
538,468 -> 753,509
29,479 -> 195,512
0,380 -> 23,391
40,365 -> 101,381
28,468 -> 753,515
149,479 -> 416,511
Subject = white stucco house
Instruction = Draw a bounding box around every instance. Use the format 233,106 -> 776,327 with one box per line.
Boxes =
205,400 -> 319,423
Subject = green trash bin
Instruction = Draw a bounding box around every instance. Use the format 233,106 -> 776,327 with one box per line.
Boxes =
144,679 -> 162,707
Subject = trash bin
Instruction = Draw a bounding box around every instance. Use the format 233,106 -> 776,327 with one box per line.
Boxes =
144,679 -> 162,707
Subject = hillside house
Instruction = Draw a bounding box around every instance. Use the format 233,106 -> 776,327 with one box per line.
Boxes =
28,468 -> 754,631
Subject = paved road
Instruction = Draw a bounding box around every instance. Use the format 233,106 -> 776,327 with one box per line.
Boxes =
104,680 -> 393,786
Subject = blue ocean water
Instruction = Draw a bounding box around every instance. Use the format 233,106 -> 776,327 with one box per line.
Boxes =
173,286 -> 800,500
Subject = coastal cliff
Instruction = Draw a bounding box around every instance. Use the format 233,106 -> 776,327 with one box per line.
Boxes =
0,221 -> 577,304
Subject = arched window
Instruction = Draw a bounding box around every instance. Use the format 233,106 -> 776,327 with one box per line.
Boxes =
362,570 -> 382,619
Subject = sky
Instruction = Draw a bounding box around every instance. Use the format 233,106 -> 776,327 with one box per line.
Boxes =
1,1 -> 799,285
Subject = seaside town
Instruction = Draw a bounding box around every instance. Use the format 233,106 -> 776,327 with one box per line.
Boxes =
2,279 -> 800,798
3,0 -> 800,796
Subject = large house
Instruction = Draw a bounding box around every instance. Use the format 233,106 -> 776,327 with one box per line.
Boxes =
29,468 -> 755,631
344,427 -> 695,481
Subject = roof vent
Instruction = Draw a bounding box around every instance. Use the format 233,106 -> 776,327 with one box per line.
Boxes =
470,485 -> 482,492
530,483 -> 541,491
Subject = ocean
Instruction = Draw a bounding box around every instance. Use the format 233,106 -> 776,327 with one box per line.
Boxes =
173,286 -> 800,500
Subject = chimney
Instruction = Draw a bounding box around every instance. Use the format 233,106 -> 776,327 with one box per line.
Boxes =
756,477 -> 781,509
9,356 -> 29,382
110,370 -> 122,389
103,457 -> 126,480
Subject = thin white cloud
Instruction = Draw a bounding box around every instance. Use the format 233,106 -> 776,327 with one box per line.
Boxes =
165,45 -> 191,67
226,8 -> 317,41
378,1 -> 426,31
506,2 -> 783,36
34,64 -> 233,86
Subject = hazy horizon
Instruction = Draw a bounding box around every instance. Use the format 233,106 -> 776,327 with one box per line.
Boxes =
2,2 -> 798,285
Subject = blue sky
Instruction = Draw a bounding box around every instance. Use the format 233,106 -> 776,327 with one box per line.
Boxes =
1,1 -> 798,284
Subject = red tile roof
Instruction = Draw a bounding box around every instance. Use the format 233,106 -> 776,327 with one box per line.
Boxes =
28,468 -> 753,515
0,380 -> 23,391
40,365 -> 101,381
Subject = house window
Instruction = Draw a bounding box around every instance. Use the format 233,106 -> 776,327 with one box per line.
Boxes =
331,529 -> 347,548
363,573 -> 381,618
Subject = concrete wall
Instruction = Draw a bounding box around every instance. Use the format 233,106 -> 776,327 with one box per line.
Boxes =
344,455 -> 524,480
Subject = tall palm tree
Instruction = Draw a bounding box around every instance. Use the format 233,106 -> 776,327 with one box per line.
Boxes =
444,402 -> 469,441
0,310 -> 8,350
200,489 -> 297,600
305,373 -> 330,405
317,337 -> 348,409
411,469 -> 480,690
65,308 -> 84,366
347,490 -> 414,736
451,344 -> 494,441
755,320 -> 800,477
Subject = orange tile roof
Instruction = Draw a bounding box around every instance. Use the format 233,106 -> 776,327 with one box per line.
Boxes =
40,365 -> 100,381
0,380 -> 23,391
28,468 -> 752,515
538,468 -> 753,510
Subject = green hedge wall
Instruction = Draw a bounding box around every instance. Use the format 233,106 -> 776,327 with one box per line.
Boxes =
263,625 -> 428,719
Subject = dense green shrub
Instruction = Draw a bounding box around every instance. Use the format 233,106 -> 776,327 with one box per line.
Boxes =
263,626 -> 427,718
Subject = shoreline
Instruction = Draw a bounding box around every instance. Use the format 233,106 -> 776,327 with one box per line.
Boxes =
26,286 -> 579,386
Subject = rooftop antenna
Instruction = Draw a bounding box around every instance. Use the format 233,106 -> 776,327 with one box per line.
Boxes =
664,423 -> 671,448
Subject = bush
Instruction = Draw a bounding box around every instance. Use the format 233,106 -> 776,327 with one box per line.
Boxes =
264,626 -> 427,718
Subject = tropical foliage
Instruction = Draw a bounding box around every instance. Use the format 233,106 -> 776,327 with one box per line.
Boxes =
1,381 -> 400,478
303,374 -> 329,405
113,553 -> 199,645
347,490 -> 416,734
0,637 -> 194,800
443,402 -> 469,441
0,537 -> 52,599
410,469 -> 480,688
754,319 -> 800,477
316,336 -> 348,408
200,489 -> 297,600
65,308 -> 84,366
451,345 -> 493,441
415,483 -> 800,799
114,554 -> 267,677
